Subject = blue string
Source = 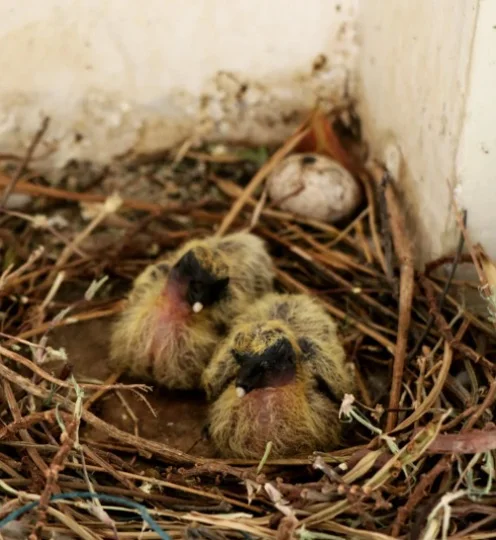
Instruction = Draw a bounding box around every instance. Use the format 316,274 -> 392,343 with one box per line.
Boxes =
0,491 -> 171,539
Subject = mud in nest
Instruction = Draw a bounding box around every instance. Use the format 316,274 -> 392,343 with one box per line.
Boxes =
1,111 -> 496,539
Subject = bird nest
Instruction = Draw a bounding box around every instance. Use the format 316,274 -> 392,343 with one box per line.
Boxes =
1,111 -> 496,540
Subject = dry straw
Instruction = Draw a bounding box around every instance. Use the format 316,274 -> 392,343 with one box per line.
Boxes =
1,111 -> 496,539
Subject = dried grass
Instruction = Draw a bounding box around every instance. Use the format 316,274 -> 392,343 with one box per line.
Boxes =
1,111 -> 496,539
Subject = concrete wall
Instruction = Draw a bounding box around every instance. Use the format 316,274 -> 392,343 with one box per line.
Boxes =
357,0 -> 481,263
455,0 -> 496,260
357,0 -> 496,263
0,0 -> 358,168
1,0 -> 495,262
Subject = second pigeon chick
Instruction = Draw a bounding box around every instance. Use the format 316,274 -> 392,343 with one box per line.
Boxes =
110,232 -> 274,389
202,292 -> 355,459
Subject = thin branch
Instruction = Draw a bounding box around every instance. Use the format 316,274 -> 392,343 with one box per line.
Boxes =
216,123 -> 310,236
0,117 -> 50,209
408,210 -> 467,361
369,162 -> 415,432
0,172 -> 210,214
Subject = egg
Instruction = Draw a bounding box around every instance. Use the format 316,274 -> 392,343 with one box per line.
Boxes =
266,153 -> 362,223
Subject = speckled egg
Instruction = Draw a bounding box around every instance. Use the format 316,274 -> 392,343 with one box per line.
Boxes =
266,153 -> 362,223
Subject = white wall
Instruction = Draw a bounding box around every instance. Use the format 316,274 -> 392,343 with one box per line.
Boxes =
456,0 -> 496,259
0,0 -> 358,168
357,0 -> 481,263
1,0 -> 495,262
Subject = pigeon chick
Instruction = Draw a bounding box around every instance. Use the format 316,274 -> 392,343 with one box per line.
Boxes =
110,232 -> 274,389
202,292 -> 355,459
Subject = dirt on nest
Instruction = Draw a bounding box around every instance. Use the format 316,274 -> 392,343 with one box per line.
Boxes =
50,319 -> 216,458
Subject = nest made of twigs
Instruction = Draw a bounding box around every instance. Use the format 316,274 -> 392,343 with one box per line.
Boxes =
1,111 -> 496,540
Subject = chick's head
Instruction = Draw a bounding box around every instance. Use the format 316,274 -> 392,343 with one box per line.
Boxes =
231,322 -> 301,397
167,245 -> 230,314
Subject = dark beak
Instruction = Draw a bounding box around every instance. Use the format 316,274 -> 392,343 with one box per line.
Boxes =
234,337 -> 297,397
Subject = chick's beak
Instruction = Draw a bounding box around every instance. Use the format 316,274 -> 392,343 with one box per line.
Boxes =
192,301 -> 204,313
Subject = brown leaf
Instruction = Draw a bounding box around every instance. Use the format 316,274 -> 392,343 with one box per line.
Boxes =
295,109 -> 361,176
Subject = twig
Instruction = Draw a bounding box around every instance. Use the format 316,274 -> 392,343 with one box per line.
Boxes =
277,268 -> 395,352
359,172 -> 388,274
216,123 -> 310,236
115,390 -> 140,437
0,173 -> 210,214
0,409 -> 71,440
83,372 -> 122,411
390,343 -> 453,434
3,121 -> 496,539
266,224 -> 380,277
29,401 -> 81,539
391,456 -> 451,537
46,193 -> 123,282
265,226 -> 396,318
0,344 -> 147,393
249,186 -> 268,231
451,200 -> 485,283
428,278 -> 495,336
427,429 -> 496,454
1,380 -> 48,474
0,246 -> 45,292
0,117 -> 50,209
462,379 -> 496,431
212,174 -> 360,249
35,270 -> 66,327
14,304 -> 123,342
408,210 -> 467,361
0,492 -> 172,540
369,162 -> 415,432
82,445 -> 136,492
377,174 -> 395,284
325,207 -> 369,248
420,276 -> 495,372
0,361 -> 206,466
425,253 -> 474,276
354,218 -> 374,265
